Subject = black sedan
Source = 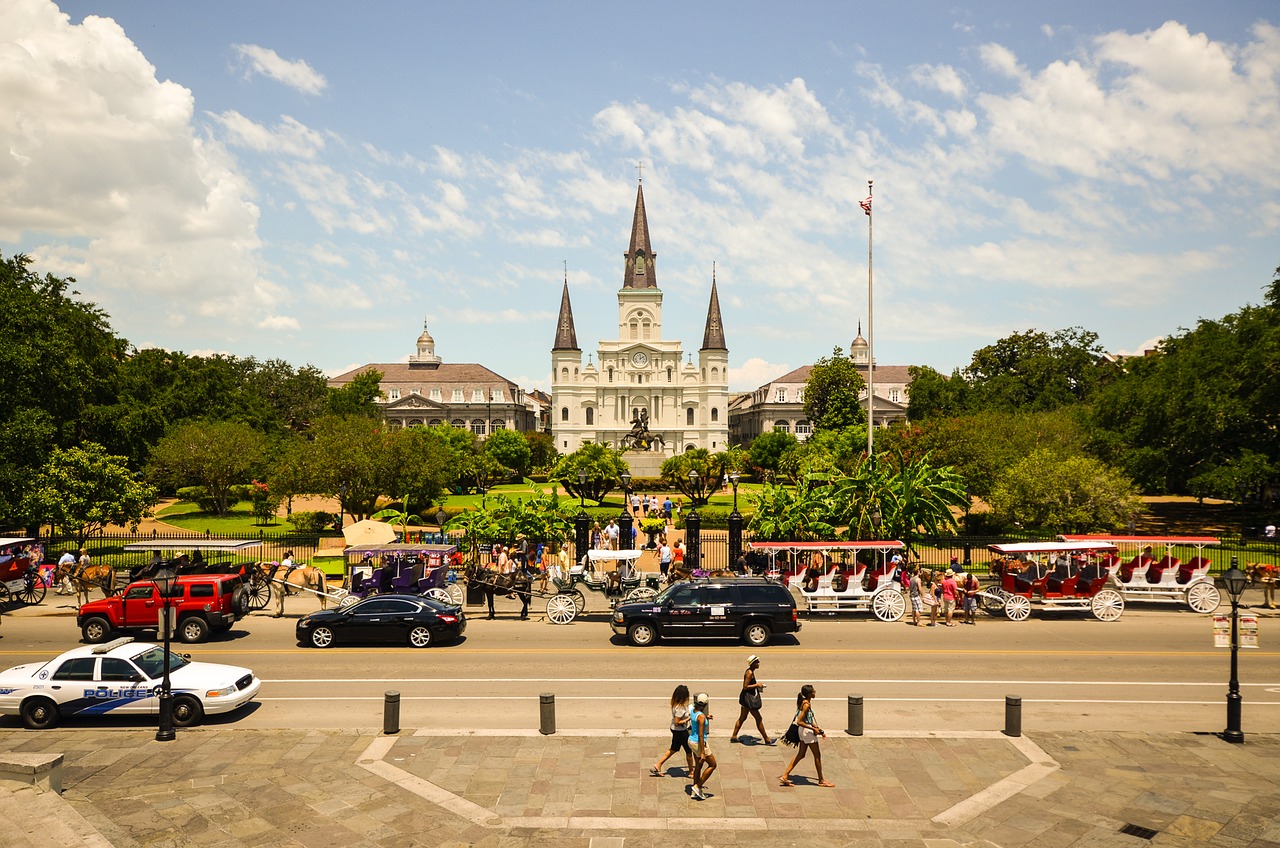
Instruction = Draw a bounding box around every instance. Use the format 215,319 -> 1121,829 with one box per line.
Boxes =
296,594 -> 465,648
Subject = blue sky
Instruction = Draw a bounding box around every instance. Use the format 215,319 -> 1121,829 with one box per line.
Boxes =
3,1 -> 1278,392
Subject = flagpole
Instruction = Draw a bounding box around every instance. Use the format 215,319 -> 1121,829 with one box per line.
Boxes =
865,179 -> 874,459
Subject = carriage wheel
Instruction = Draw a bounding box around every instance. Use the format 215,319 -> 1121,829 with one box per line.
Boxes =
424,588 -> 450,604
0,584 -> 11,608
17,576 -> 46,606
445,583 -> 464,606
1090,589 -> 1124,622
1004,594 -> 1032,621
566,588 -> 586,614
979,587 -> 1008,614
623,587 -> 657,604
546,594 -> 577,625
1186,582 -> 1221,614
338,594 -> 360,610
871,588 -> 906,622
247,577 -> 272,611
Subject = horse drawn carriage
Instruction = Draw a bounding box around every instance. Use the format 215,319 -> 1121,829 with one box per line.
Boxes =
124,540 -> 268,611
750,540 -> 908,621
1059,534 -> 1222,613
984,541 -> 1125,621
539,549 -> 661,623
340,543 -> 463,609
0,537 -> 45,607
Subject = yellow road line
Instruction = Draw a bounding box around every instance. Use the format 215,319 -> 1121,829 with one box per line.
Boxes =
3,648 -> 1275,657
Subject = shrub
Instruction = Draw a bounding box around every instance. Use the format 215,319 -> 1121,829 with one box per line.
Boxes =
288,511 -> 337,533
176,486 -> 220,514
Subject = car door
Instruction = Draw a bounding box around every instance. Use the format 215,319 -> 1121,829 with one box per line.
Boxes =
47,657 -> 98,717
658,583 -> 705,636
98,656 -> 156,716
699,585 -> 735,636
378,598 -> 422,643
346,599 -> 396,642
120,583 -> 161,629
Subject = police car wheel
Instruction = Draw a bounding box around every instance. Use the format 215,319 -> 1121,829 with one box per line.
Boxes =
21,697 -> 59,730
171,695 -> 204,727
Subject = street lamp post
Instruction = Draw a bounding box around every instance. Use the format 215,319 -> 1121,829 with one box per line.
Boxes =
577,470 -> 587,509
153,567 -> 177,742
618,472 -> 633,551
575,469 -> 590,561
727,471 -> 743,570
1222,557 -> 1249,743
686,470 -> 702,570
337,484 -> 348,530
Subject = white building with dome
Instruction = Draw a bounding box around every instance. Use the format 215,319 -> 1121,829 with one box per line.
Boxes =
551,181 -> 731,458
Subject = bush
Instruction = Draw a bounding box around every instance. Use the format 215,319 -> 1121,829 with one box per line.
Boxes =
673,506 -> 742,529
624,476 -> 665,491
288,511 -> 337,533
176,486 -> 220,514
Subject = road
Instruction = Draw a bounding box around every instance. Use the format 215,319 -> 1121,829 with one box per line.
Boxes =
3,592 -> 1278,735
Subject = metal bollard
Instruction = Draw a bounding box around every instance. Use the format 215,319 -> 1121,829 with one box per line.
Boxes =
383,690 -> 400,735
847,694 -> 864,736
539,693 -> 556,735
1004,694 -> 1021,737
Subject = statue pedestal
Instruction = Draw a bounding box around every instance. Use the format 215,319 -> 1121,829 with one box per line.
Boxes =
624,452 -> 668,479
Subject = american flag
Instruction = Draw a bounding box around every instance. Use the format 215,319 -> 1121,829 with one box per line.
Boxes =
859,196 -> 872,216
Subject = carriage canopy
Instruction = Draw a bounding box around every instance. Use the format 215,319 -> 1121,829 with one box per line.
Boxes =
988,541 -> 1118,556
121,540 -> 263,552
749,540 -> 905,552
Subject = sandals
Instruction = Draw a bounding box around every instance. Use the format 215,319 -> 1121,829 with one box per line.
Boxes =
818,781 -> 836,787
778,777 -> 794,786
649,767 -> 661,777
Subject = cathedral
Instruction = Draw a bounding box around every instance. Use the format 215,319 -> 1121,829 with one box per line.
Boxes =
551,182 -> 730,459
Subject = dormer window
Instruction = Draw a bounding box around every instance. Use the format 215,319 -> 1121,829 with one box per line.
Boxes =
389,389 -> 401,400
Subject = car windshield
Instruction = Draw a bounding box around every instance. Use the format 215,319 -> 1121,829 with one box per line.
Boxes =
130,647 -> 191,679
653,583 -> 690,604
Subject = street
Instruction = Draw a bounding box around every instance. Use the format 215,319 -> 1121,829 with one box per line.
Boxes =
3,590 -> 1278,736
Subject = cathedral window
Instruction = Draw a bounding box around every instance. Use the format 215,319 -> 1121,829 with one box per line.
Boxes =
635,251 -> 645,274
686,408 -> 695,426
561,407 -> 569,422
667,367 -> 672,382
586,408 -> 594,425
561,367 -> 569,381
608,367 -> 614,382
711,408 -> 719,423
629,321 -> 638,340
642,320 -> 651,340
711,367 -> 718,381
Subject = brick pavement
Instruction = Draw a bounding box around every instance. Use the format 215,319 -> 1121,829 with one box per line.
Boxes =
2,726 -> 1279,847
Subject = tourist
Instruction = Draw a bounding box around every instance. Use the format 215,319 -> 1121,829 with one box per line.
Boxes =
779,684 -> 833,787
689,693 -> 716,800
730,655 -> 773,744
941,569 -> 959,627
650,685 -> 695,778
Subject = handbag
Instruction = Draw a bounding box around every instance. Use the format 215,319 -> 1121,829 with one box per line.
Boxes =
783,722 -> 801,747
740,687 -> 762,710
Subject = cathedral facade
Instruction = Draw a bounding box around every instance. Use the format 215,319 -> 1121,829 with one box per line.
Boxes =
551,182 -> 730,456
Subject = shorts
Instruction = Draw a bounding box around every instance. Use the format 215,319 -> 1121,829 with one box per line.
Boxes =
798,726 -> 818,744
942,598 -> 956,614
963,596 -> 977,612
910,595 -> 922,613
669,728 -> 691,754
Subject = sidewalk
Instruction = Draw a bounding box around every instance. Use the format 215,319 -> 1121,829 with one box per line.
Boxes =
1,726 -> 1277,847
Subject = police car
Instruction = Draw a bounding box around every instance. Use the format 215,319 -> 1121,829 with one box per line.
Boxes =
0,637 -> 260,729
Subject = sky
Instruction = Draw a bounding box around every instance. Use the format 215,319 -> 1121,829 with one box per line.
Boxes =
3,1 -> 1279,393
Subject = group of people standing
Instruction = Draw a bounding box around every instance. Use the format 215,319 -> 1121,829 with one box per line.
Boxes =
649,656 -> 833,800
904,556 -> 982,627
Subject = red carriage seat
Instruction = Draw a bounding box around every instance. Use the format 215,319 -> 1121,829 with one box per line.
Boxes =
1146,556 -> 1180,584
1097,554 -> 1120,575
1118,554 -> 1152,584
1177,557 -> 1210,584
1012,562 -> 1049,595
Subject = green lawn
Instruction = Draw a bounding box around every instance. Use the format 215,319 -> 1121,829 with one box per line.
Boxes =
157,500 -> 286,535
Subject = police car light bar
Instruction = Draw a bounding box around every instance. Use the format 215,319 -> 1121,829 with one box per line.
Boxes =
91,637 -> 136,654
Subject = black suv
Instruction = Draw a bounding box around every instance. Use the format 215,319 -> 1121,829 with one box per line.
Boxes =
611,578 -> 800,647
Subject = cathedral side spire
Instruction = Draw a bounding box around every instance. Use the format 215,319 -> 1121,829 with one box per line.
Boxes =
700,268 -> 727,351
552,277 -> 580,351
623,181 -> 657,289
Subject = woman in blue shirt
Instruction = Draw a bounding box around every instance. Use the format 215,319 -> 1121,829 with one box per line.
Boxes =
779,684 -> 834,787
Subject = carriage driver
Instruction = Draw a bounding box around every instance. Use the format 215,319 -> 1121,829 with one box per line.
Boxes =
272,551 -> 297,618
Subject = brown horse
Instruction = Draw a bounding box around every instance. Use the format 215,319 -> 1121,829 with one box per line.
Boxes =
54,560 -> 116,606
267,562 -> 330,610
1247,562 -> 1277,609
668,563 -> 735,583
465,564 -> 532,620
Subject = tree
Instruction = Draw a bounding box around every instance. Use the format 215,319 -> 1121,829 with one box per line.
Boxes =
747,482 -> 836,541
659,448 -> 719,506
0,253 -> 126,525
988,449 -> 1144,533
803,347 -> 867,432
962,327 -> 1111,413
905,365 -> 969,420
779,426 -> 867,483
748,430 -> 798,480
327,369 -> 384,417
523,431 -> 558,471
147,421 -> 269,514
484,428 -> 533,477
550,443 -> 627,505
25,442 -> 158,545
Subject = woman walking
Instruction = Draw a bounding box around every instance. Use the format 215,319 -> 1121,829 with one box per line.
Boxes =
689,693 -> 716,800
650,685 -> 695,778
730,655 -> 774,744
779,684 -> 834,787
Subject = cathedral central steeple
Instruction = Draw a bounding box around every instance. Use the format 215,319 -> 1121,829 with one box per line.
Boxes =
623,181 -> 657,289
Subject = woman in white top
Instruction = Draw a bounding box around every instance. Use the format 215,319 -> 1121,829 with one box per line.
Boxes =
650,685 -> 695,778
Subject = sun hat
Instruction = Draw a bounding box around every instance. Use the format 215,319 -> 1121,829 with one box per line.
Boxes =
747,654 -> 760,665
694,692 -> 709,705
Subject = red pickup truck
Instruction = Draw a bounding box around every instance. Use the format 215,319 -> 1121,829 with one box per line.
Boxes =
78,574 -> 248,644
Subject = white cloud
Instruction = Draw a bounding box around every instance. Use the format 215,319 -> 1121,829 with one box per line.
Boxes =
232,43 -> 327,95
910,63 -> 967,99
729,357 -> 792,392
0,0 -> 278,327
211,111 -> 325,158
257,314 -> 300,331
1114,336 -> 1165,358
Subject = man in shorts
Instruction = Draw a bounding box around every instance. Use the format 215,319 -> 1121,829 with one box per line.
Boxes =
907,566 -> 923,626
962,570 -> 981,625
940,570 -> 959,627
